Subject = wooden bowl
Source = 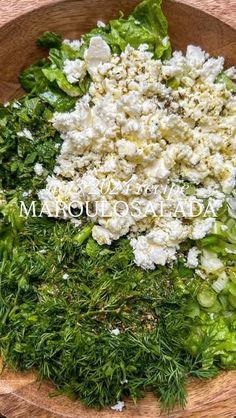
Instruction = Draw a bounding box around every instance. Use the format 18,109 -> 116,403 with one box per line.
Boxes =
0,1 -> 236,417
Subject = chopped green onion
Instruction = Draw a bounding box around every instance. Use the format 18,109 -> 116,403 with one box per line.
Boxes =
226,219 -> 236,244
197,289 -> 217,308
73,224 -> 93,246
229,294 -> 236,309
212,273 -> 228,293
228,282 -> 236,298
185,302 -> 200,318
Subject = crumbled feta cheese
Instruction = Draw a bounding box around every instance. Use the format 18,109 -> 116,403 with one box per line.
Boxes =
63,59 -> 86,83
63,273 -> 69,279
201,57 -> 224,83
186,247 -> 200,268
84,36 -> 111,77
63,39 -> 83,50
111,401 -> 125,412
191,218 -> 214,240
22,190 -> 32,198
17,129 -> 33,140
225,66 -> 236,80
39,43 -> 236,269
130,219 -> 188,270
34,163 -> 44,176
12,101 -> 21,109
92,225 -> 113,245
110,328 -> 120,336
97,20 -> 106,28
121,379 -> 128,384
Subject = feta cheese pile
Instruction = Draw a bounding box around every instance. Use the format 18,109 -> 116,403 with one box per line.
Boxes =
39,37 -> 236,270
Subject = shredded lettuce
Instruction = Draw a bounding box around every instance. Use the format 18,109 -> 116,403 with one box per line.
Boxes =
80,0 -> 171,58
19,59 -> 51,94
19,0 -> 171,107
132,0 -> 171,59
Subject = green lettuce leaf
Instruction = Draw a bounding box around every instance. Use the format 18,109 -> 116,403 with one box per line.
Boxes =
132,0 -> 171,58
19,0 -> 171,107
37,31 -> 62,49
39,89 -> 76,112
80,0 -> 171,59
19,59 -> 51,94
42,67 -> 82,97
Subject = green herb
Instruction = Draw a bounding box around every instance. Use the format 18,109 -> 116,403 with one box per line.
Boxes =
0,97 -> 61,195
0,208 -> 209,410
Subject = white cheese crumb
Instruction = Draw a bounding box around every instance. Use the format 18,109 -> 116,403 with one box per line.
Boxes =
84,36 -> 111,77
225,66 -> 236,80
110,328 -> 120,336
111,401 -> 125,412
97,20 -> 106,28
121,379 -> 128,384
63,273 -> 69,279
39,43 -> 236,270
63,39 -> 83,50
34,163 -> 44,176
17,129 -> 33,140
22,190 -> 32,198
63,59 -> 86,83
191,218 -> 214,240
186,247 -> 200,268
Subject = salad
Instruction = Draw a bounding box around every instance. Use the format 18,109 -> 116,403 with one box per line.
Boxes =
1,0 -> 236,413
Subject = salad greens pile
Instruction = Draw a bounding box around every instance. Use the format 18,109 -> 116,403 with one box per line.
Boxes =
0,0 -> 236,412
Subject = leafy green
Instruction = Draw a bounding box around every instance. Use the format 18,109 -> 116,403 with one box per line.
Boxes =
186,313 -> 236,369
42,67 -> 83,97
132,0 -> 171,59
80,0 -> 171,59
1,209 -> 217,410
37,31 -> 62,49
19,59 -> 51,94
19,0 -> 171,106
0,97 -> 61,194
39,89 -> 76,112
1,0 -> 235,412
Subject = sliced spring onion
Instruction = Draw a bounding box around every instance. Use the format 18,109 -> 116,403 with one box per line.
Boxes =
212,273 -> 228,293
229,270 -> 236,285
185,302 -> 200,319
228,281 -> 236,298
226,219 -> 236,244
73,224 -> 93,246
211,221 -> 227,237
205,299 -> 222,313
218,294 -> 228,309
229,294 -> 236,309
197,289 -> 217,308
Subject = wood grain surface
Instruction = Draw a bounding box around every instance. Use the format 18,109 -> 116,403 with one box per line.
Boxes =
0,0 -> 236,28
0,1 -> 236,418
